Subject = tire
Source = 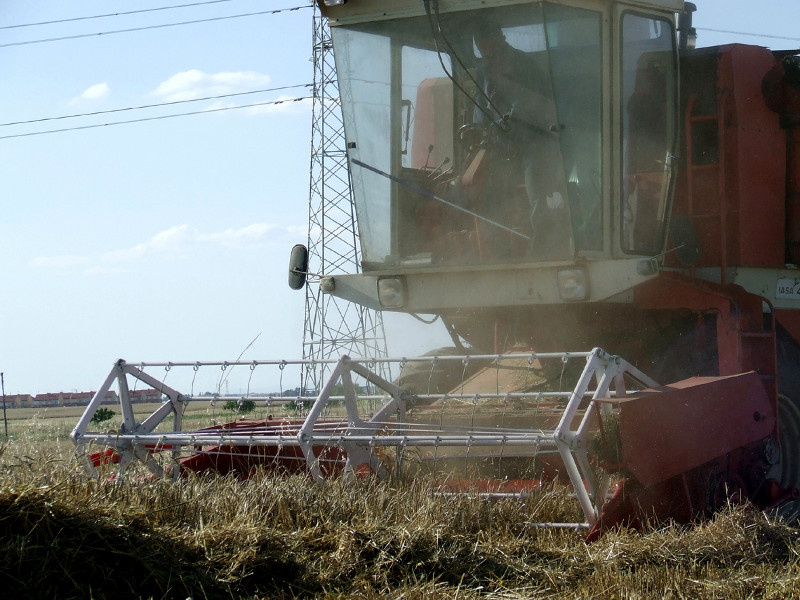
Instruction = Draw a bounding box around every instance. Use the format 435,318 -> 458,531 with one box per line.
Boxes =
777,327 -> 800,491
777,393 -> 800,490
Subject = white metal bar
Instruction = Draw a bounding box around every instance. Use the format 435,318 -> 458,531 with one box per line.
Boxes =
122,362 -> 184,400
71,362 -> 121,441
121,351 -> 592,369
168,390 -> 598,406
76,432 -> 558,447
117,366 -> 137,434
298,357 -> 349,480
341,366 -> 361,426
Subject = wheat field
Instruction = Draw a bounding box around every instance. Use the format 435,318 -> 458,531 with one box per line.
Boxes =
1,406 -> 800,599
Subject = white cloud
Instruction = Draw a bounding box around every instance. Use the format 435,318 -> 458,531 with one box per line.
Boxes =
29,224 -> 296,276
103,224 -> 198,262
286,224 -> 308,236
70,82 -> 110,105
103,223 -> 289,263
199,225 -> 280,251
152,70 -> 271,102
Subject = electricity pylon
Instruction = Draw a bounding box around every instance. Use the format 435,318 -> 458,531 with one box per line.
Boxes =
302,5 -> 389,394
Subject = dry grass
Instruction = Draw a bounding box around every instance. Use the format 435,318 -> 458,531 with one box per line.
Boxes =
2,416 -> 800,599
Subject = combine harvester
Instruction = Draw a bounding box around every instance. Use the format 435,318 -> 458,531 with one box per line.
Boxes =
74,0 -> 800,538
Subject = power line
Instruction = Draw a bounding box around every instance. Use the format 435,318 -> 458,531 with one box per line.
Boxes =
0,5 -> 311,48
1,0 -> 244,30
0,95 -> 313,140
0,83 -> 313,128
697,27 -> 800,43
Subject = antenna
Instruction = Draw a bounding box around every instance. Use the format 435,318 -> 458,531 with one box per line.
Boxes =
301,5 -> 390,396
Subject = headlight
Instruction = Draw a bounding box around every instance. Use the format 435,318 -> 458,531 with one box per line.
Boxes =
320,276 -> 336,293
322,0 -> 346,5
377,277 -> 406,309
557,268 -> 588,302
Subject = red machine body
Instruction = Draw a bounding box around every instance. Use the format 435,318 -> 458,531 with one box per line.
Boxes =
596,42 -> 800,531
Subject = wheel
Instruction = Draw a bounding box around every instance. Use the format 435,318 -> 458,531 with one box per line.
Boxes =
777,327 -> 800,490
777,392 -> 800,490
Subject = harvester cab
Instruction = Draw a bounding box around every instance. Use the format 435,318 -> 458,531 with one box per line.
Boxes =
314,0 -> 679,334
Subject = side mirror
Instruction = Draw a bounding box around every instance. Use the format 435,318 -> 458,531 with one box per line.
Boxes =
288,244 -> 309,290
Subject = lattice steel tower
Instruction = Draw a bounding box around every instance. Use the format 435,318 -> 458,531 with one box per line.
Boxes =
302,6 -> 389,393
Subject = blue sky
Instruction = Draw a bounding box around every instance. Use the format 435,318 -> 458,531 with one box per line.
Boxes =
2,0 -> 800,395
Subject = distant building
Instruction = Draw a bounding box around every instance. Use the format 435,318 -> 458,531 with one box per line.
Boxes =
5,387 -> 166,408
33,392 -> 63,407
143,388 -> 163,403
126,388 -> 163,403
58,391 -> 119,407
2,393 -> 33,408
62,391 -> 94,407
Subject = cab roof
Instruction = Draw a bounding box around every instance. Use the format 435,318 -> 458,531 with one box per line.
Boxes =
319,0 -> 685,25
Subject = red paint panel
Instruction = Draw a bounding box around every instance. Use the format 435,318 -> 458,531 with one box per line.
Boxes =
598,372 -> 775,487
671,45 -> 785,270
721,46 -> 786,267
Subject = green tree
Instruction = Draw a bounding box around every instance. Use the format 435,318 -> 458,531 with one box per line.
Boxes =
90,407 -> 115,425
223,400 -> 256,415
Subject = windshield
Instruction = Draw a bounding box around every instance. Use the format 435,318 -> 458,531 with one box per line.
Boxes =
620,12 -> 677,255
333,2 -> 603,269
